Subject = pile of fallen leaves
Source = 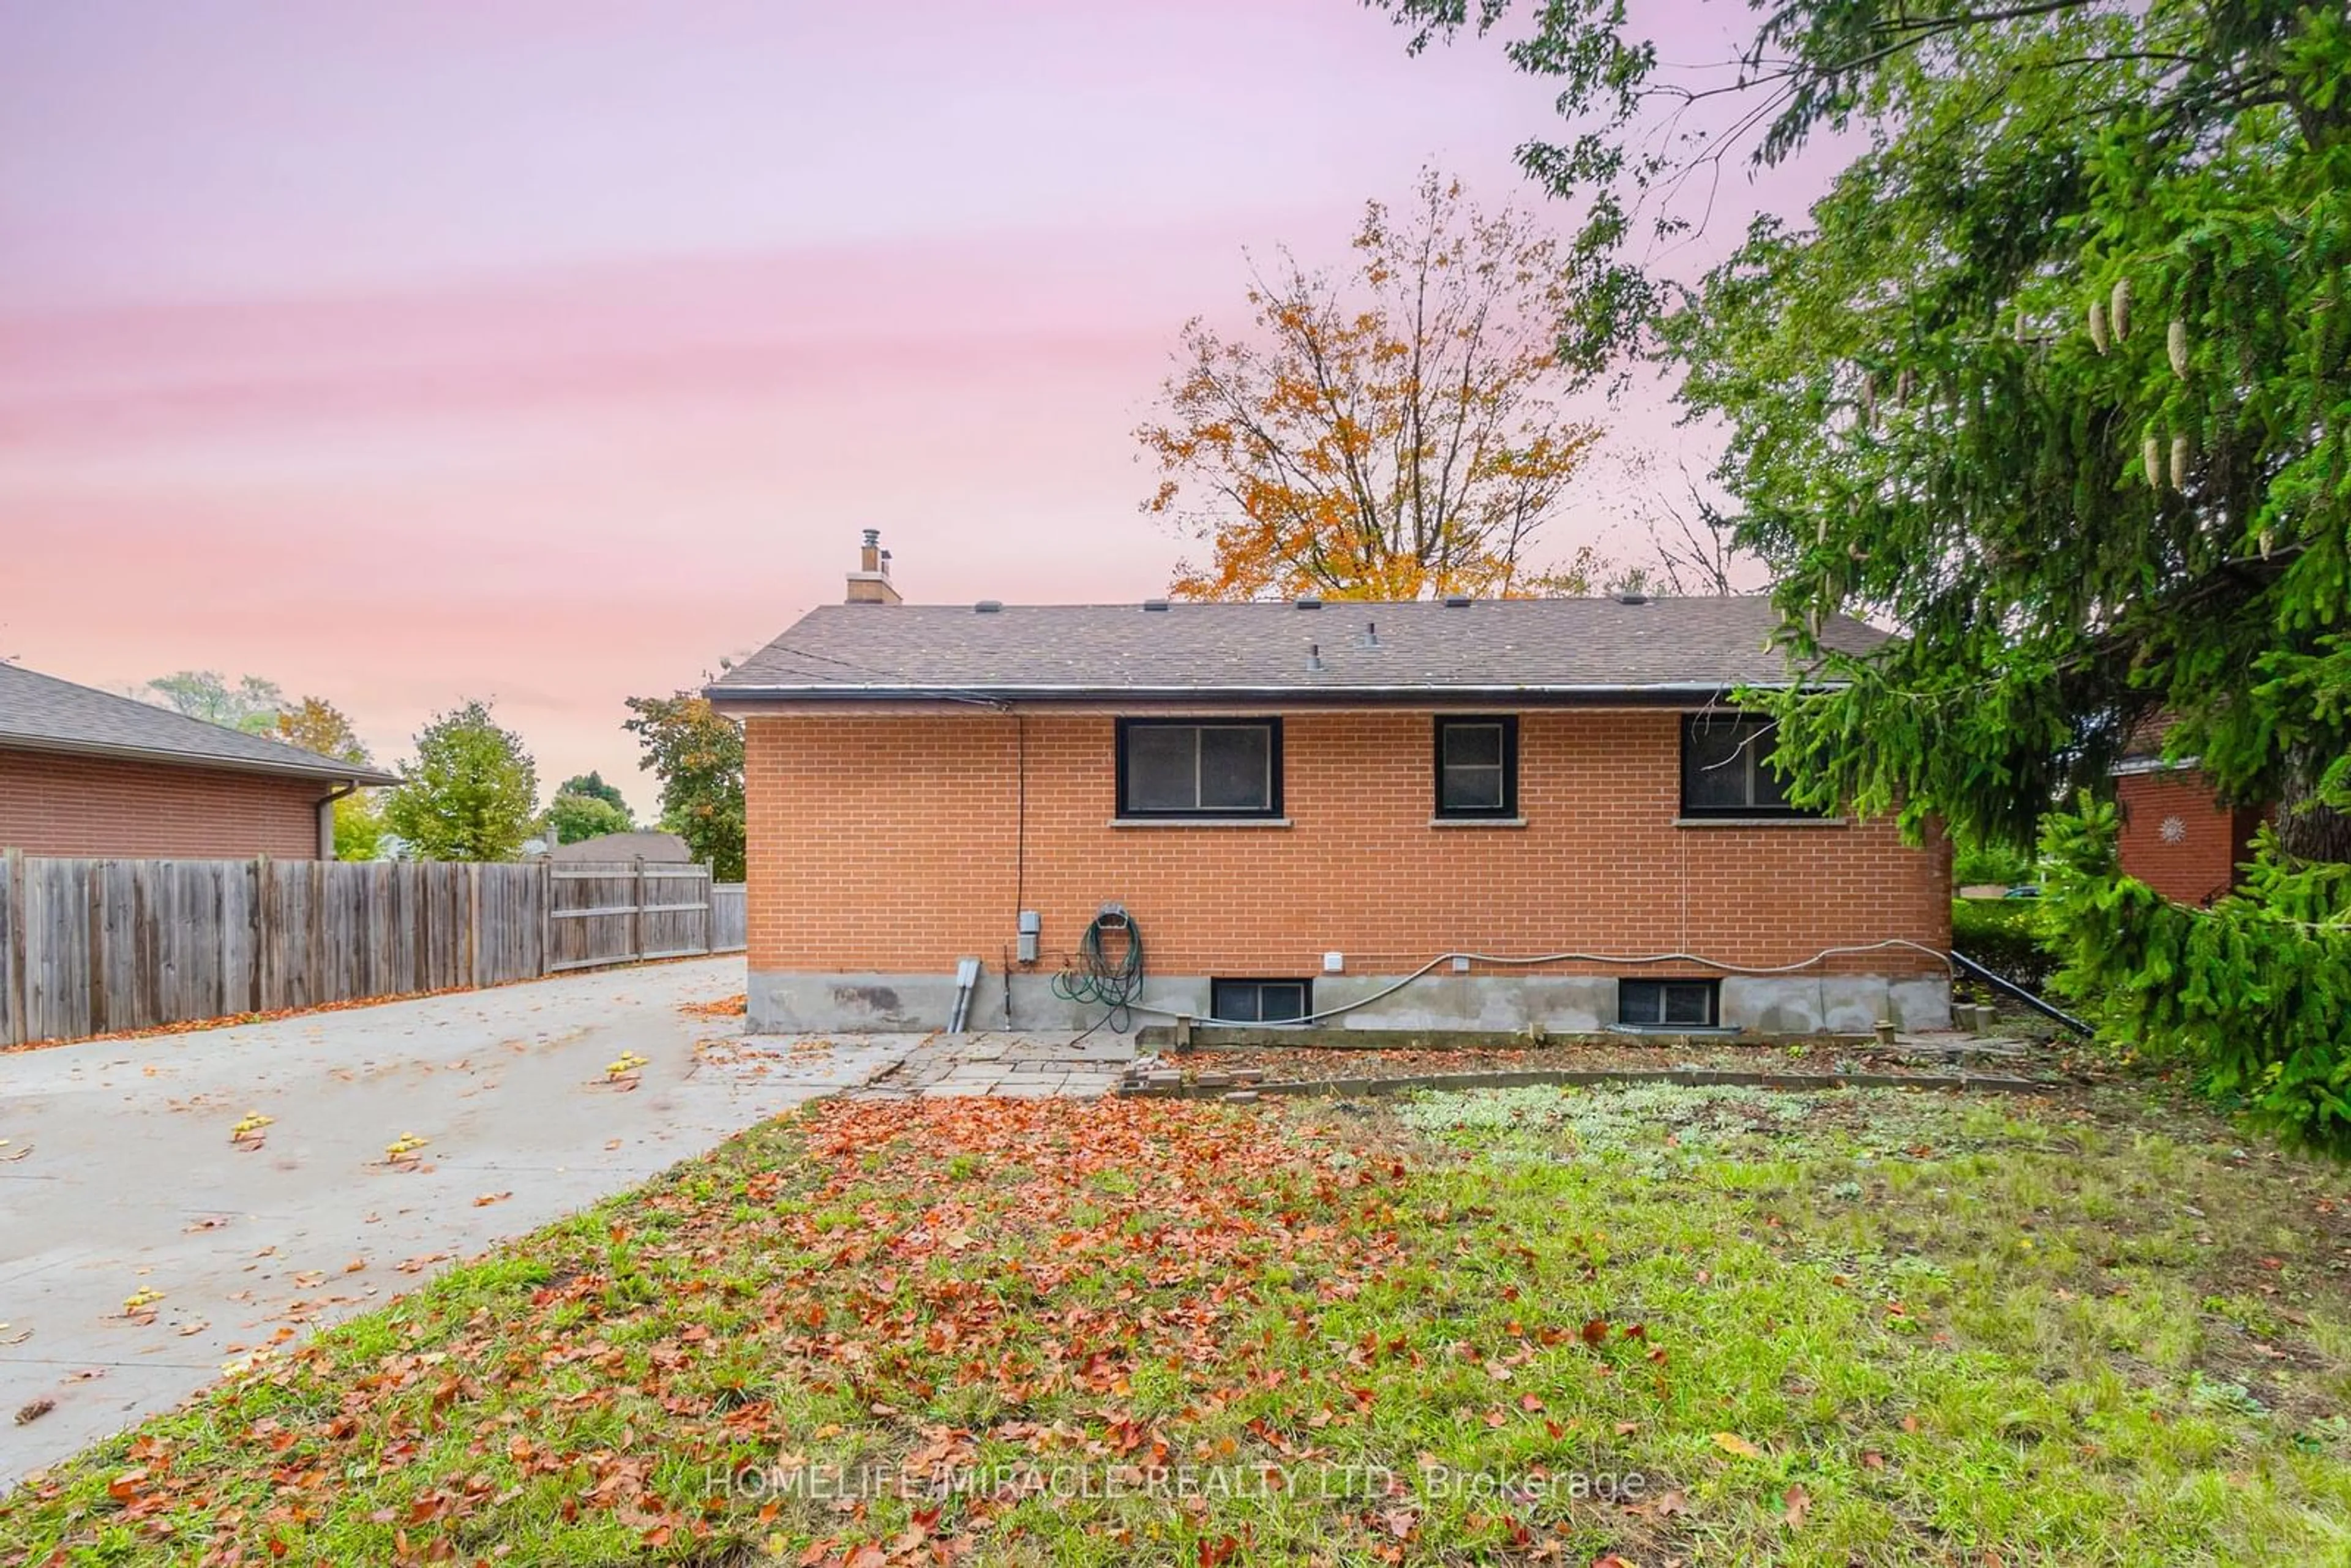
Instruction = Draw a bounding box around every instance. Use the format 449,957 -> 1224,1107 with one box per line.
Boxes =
0,1098 -> 1692,1566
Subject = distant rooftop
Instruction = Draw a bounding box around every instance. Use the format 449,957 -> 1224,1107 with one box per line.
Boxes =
0,661 -> 398,784
710,595 -> 1885,707
544,830 -> 693,863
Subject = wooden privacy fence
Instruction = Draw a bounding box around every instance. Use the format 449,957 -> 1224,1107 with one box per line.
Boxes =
0,851 -> 748,1048
709,881 -> 747,954
546,861 -> 717,972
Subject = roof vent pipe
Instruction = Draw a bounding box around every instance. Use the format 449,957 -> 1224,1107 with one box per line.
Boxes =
1357,620 -> 1380,648
1305,642 -> 1324,672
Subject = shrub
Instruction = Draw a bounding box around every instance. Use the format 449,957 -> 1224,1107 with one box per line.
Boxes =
1952,836 -> 2036,890
2042,798 -> 2351,1153
1950,896 -> 2062,994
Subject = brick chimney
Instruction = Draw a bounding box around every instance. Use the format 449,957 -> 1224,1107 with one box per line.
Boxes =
846,528 -> 901,605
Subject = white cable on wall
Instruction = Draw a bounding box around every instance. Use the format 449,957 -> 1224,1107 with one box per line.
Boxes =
1123,937 -> 1952,1029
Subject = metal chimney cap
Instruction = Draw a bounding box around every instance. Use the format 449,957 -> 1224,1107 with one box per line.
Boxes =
861,527 -> 881,547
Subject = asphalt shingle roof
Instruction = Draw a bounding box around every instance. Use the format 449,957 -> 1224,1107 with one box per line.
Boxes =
711,596 -> 1886,703
0,662 -> 398,784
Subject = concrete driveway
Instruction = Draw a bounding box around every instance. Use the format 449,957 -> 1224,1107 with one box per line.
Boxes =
0,957 -> 907,1488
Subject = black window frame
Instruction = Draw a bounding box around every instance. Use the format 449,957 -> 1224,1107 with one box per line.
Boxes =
1678,713 -> 1818,819
1210,978 -> 1312,1024
1432,714 -> 1520,820
1114,717 -> 1284,819
1618,977 -> 1720,1029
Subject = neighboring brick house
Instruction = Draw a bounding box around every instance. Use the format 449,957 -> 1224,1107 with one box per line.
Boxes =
708,537 -> 1952,1037
2112,732 -> 2270,906
0,662 -> 394,860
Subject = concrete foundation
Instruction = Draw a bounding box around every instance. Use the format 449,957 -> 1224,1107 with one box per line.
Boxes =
749,968 -> 1952,1036
1720,975 -> 1952,1033
1311,974 -> 1616,1032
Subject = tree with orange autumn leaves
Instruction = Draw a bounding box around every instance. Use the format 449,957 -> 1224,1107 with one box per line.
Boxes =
1139,173 -> 1602,601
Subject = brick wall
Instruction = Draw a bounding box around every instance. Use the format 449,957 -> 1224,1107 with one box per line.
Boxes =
2115,768 -> 2263,906
743,709 -> 1949,981
0,748 -> 326,859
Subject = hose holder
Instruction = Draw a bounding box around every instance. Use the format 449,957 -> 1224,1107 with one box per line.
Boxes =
1051,905 -> 1146,1034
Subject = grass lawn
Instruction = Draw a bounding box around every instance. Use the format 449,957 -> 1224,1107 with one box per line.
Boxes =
6,1082 -> 2351,1566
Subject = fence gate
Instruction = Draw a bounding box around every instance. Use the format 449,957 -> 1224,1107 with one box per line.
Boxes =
544,860 -> 714,973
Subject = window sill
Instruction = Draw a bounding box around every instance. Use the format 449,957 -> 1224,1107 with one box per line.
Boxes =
1673,816 -> 1848,828
1108,817 -> 1292,828
1430,816 -> 1528,828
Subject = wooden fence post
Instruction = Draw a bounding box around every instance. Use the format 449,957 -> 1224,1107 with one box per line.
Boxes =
251,855 -> 271,1013
630,857 -> 645,962
212,858 -> 231,1022
538,859 -> 553,978
2,849 -> 23,1048
467,862 -> 482,988
308,859 -> 326,1008
85,859 -> 107,1035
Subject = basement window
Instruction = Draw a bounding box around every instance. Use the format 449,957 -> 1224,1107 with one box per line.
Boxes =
1434,715 -> 1518,819
1211,978 -> 1311,1024
1117,718 -> 1283,817
1680,714 -> 1817,817
1618,978 -> 1719,1029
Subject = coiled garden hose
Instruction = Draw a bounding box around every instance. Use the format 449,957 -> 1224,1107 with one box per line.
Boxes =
1050,910 -> 1146,1035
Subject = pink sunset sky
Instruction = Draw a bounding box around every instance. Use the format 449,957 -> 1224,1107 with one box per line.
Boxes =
0,1 -> 1827,816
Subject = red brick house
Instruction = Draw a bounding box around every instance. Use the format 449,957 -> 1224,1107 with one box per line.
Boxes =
2113,745 -> 2270,907
709,538 -> 1952,1036
0,661 -> 394,860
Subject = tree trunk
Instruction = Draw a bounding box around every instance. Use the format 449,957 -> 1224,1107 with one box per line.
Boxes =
2274,750 -> 2351,865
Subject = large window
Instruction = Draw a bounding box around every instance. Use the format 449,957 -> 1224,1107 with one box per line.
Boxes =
1212,978 -> 1311,1023
1680,714 -> 1814,817
1433,716 -> 1518,819
1116,718 -> 1283,818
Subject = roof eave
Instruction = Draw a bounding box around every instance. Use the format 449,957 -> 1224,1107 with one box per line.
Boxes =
0,734 -> 399,787
706,680 -> 1836,713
